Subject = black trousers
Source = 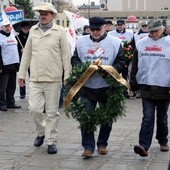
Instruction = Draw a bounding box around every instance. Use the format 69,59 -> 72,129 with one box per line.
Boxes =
20,84 -> 26,97
20,68 -> 30,97
0,72 -> 17,107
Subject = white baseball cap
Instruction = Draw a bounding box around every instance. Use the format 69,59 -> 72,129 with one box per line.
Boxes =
0,20 -> 10,27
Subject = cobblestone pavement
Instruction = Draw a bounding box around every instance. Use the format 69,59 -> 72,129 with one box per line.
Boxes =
0,89 -> 170,170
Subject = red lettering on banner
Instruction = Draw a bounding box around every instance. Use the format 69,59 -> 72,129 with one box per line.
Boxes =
69,27 -> 74,37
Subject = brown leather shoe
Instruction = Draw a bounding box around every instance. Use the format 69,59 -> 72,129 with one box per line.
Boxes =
134,145 -> 148,157
160,144 -> 169,152
98,146 -> 108,155
82,150 -> 93,159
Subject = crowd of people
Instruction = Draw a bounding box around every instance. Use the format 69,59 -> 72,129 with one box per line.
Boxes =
0,2 -> 169,162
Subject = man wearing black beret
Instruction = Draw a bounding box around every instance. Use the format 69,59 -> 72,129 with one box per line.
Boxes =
71,16 -> 126,158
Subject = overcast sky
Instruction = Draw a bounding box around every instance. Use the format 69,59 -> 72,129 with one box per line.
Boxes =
72,0 -> 99,6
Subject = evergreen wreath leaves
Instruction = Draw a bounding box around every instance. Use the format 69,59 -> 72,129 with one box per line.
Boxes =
65,61 -> 126,131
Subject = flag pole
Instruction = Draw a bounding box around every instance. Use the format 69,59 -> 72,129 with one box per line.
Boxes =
16,36 -> 24,49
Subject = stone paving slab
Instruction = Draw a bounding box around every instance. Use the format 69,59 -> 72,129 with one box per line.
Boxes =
0,91 -> 169,170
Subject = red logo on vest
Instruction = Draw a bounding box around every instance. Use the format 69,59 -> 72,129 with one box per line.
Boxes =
145,45 -> 162,51
7,40 -> 15,43
119,36 -> 126,40
87,49 -> 96,54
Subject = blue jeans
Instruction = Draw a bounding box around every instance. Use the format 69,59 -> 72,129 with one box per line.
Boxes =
80,96 -> 112,152
139,98 -> 169,149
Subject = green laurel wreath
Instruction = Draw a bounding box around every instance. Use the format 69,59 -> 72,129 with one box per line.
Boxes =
65,61 -> 126,131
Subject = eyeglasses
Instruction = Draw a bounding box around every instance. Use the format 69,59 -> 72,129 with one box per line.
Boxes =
90,26 -> 104,32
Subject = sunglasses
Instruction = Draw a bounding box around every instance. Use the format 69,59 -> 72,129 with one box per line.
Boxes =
90,26 -> 103,31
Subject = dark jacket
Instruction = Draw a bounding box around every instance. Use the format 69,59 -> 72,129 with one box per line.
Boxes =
0,30 -> 19,73
17,30 -> 29,59
130,33 -> 170,100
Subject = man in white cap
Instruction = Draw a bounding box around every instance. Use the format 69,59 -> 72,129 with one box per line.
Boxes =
0,20 -> 21,111
130,19 -> 170,157
18,3 -> 71,154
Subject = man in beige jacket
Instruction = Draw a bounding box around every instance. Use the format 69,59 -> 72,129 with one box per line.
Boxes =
18,3 -> 71,154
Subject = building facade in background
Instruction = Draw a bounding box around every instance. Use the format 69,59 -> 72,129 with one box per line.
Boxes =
0,0 -> 8,12
100,0 -> 170,11
1,0 -> 170,29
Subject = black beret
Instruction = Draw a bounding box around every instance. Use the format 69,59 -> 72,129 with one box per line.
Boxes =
89,17 -> 106,29
117,19 -> 125,25
20,21 -> 30,27
106,20 -> 113,25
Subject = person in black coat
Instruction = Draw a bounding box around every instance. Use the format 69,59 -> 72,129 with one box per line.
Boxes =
17,21 -> 30,99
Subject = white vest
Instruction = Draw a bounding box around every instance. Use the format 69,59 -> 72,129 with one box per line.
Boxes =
109,29 -> 133,43
76,34 -> 121,88
136,36 -> 170,87
0,33 -> 19,65
134,32 -> 149,44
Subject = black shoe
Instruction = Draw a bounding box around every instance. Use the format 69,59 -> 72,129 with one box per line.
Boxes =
34,136 -> 45,147
0,106 -> 8,111
47,144 -> 57,154
160,144 -> 169,152
134,145 -> 148,157
7,105 -> 21,109
59,104 -> 63,108
20,95 -> 25,99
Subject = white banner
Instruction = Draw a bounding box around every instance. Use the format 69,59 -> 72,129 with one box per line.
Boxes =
64,10 -> 89,32
66,24 -> 77,55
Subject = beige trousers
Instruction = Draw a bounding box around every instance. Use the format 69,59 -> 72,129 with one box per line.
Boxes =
29,81 -> 62,145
